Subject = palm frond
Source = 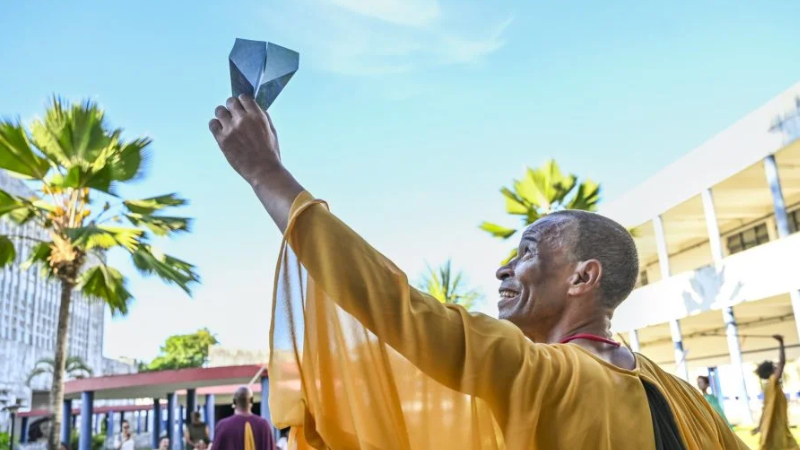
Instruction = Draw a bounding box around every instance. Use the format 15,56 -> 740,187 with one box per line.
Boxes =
0,236 -> 17,268
567,178 -> 601,211
66,225 -> 144,252
0,189 -> 28,216
130,245 -> 198,295
78,264 -> 132,314
26,367 -> 51,386
65,356 -> 93,377
20,241 -> 52,270
123,193 -> 187,215
0,120 -> 50,180
418,260 -> 482,310
478,222 -> 517,239
124,213 -> 192,236
482,159 -> 602,263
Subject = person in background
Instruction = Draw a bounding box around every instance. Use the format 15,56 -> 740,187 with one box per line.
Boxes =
697,375 -> 731,428
157,436 -> 170,450
753,335 -> 799,450
185,411 -> 210,450
211,386 -> 275,450
114,420 -> 135,450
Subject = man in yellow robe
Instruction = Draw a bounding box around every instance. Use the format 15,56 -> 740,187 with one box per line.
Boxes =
209,96 -> 748,450
754,335 -> 798,450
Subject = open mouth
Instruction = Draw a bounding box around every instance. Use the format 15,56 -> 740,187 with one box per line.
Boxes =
498,289 -> 519,305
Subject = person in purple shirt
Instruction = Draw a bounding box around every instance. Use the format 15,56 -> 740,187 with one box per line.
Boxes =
212,386 -> 275,450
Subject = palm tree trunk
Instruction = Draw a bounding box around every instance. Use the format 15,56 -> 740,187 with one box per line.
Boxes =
48,279 -> 73,450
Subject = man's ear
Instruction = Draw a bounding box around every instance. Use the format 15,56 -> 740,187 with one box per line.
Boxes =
568,259 -> 602,296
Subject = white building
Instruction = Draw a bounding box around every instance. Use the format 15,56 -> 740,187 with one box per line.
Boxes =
0,171 -> 131,427
605,80 -> 800,424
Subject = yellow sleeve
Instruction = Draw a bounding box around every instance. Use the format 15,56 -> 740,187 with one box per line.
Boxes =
285,192 -> 531,400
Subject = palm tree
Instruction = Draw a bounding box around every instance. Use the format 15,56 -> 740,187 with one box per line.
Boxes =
0,97 -> 199,450
479,159 -> 601,263
418,260 -> 482,311
27,356 -> 94,387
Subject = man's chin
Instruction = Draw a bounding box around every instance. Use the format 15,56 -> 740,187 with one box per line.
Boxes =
498,295 -> 523,320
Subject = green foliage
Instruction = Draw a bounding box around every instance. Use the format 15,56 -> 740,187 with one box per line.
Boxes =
418,260 -> 482,311
70,432 -> 106,450
0,97 -> 199,450
27,356 -> 94,386
0,431 -> 10,450
480,159 -> 602,263
146,328 -> 219,371
0,96 -> 198,311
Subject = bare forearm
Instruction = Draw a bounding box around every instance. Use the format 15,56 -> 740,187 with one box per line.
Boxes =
250,165 -> 305,233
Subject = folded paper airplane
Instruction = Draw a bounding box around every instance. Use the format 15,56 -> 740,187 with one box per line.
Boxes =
229,38 -> 299,111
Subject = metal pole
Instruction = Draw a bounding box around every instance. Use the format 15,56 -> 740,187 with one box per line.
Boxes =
179,405 -> 185,450
764,154 -> 800,341
61,399 -> 72,445
186,389 -> 197,416
9,412 -> 15,450
79,391 -> 94,450
205,394 -> 215,440
167,393 -> 177,450
701,187 -> 753,423
19,417 -> 28,444
151,399 -> 161,450
653,215 -> 689,379
107,411 -> 115,442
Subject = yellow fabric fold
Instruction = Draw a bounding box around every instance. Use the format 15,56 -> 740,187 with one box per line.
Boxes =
268,191 -> 748,450
760,375 -> 799,450
245,421 -> 255,450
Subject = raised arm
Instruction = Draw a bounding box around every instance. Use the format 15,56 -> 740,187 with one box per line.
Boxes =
774,334 -> 786,380
209,97 -> 533,404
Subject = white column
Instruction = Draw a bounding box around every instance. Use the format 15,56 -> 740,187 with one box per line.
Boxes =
764,154 -> 800,341
652,215 -> 689,380
701,188 -> 753,423
628,330 -> 641,353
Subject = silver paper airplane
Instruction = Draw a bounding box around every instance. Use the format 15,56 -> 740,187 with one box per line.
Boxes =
229,38 -> 299,110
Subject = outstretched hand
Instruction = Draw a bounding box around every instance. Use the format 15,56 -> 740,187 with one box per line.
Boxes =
209,96 -> 304,232
209,95 -> 282,187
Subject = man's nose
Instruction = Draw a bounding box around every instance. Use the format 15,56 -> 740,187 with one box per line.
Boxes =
496,260 -> 514,280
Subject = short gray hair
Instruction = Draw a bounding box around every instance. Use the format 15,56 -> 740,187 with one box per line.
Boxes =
551,210 -> 639,309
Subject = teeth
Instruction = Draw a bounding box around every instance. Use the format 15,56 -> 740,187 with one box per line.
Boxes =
499,291 -> 517,299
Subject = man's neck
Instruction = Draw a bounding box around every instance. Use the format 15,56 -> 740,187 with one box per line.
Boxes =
532,309 -> 613,344
530,310 -> 636,371
234,409 -> 252,416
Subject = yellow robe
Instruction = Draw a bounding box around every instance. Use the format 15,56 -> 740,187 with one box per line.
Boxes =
760,375 -> 799,450
268,192 -> 748,450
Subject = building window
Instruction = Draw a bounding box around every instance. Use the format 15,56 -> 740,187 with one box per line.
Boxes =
789,209 -> 800,234
727,223 -> 770,255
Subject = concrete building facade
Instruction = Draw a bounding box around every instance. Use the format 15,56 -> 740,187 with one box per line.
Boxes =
605,80 -> 800,424
0,171 -> 128,428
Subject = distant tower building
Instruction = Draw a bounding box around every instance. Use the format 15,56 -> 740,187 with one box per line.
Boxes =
0,171 -> 106,424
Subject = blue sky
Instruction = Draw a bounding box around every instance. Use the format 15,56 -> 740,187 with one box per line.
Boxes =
1,0 -> 799,361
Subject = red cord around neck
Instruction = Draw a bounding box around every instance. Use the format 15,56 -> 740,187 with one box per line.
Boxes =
559,333 -> 621,347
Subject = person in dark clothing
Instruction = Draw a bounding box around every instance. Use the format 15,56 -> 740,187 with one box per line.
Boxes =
185,411 -> 210,450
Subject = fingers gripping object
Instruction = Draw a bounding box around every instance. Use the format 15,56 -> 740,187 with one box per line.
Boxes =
229,38 -> 299,111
